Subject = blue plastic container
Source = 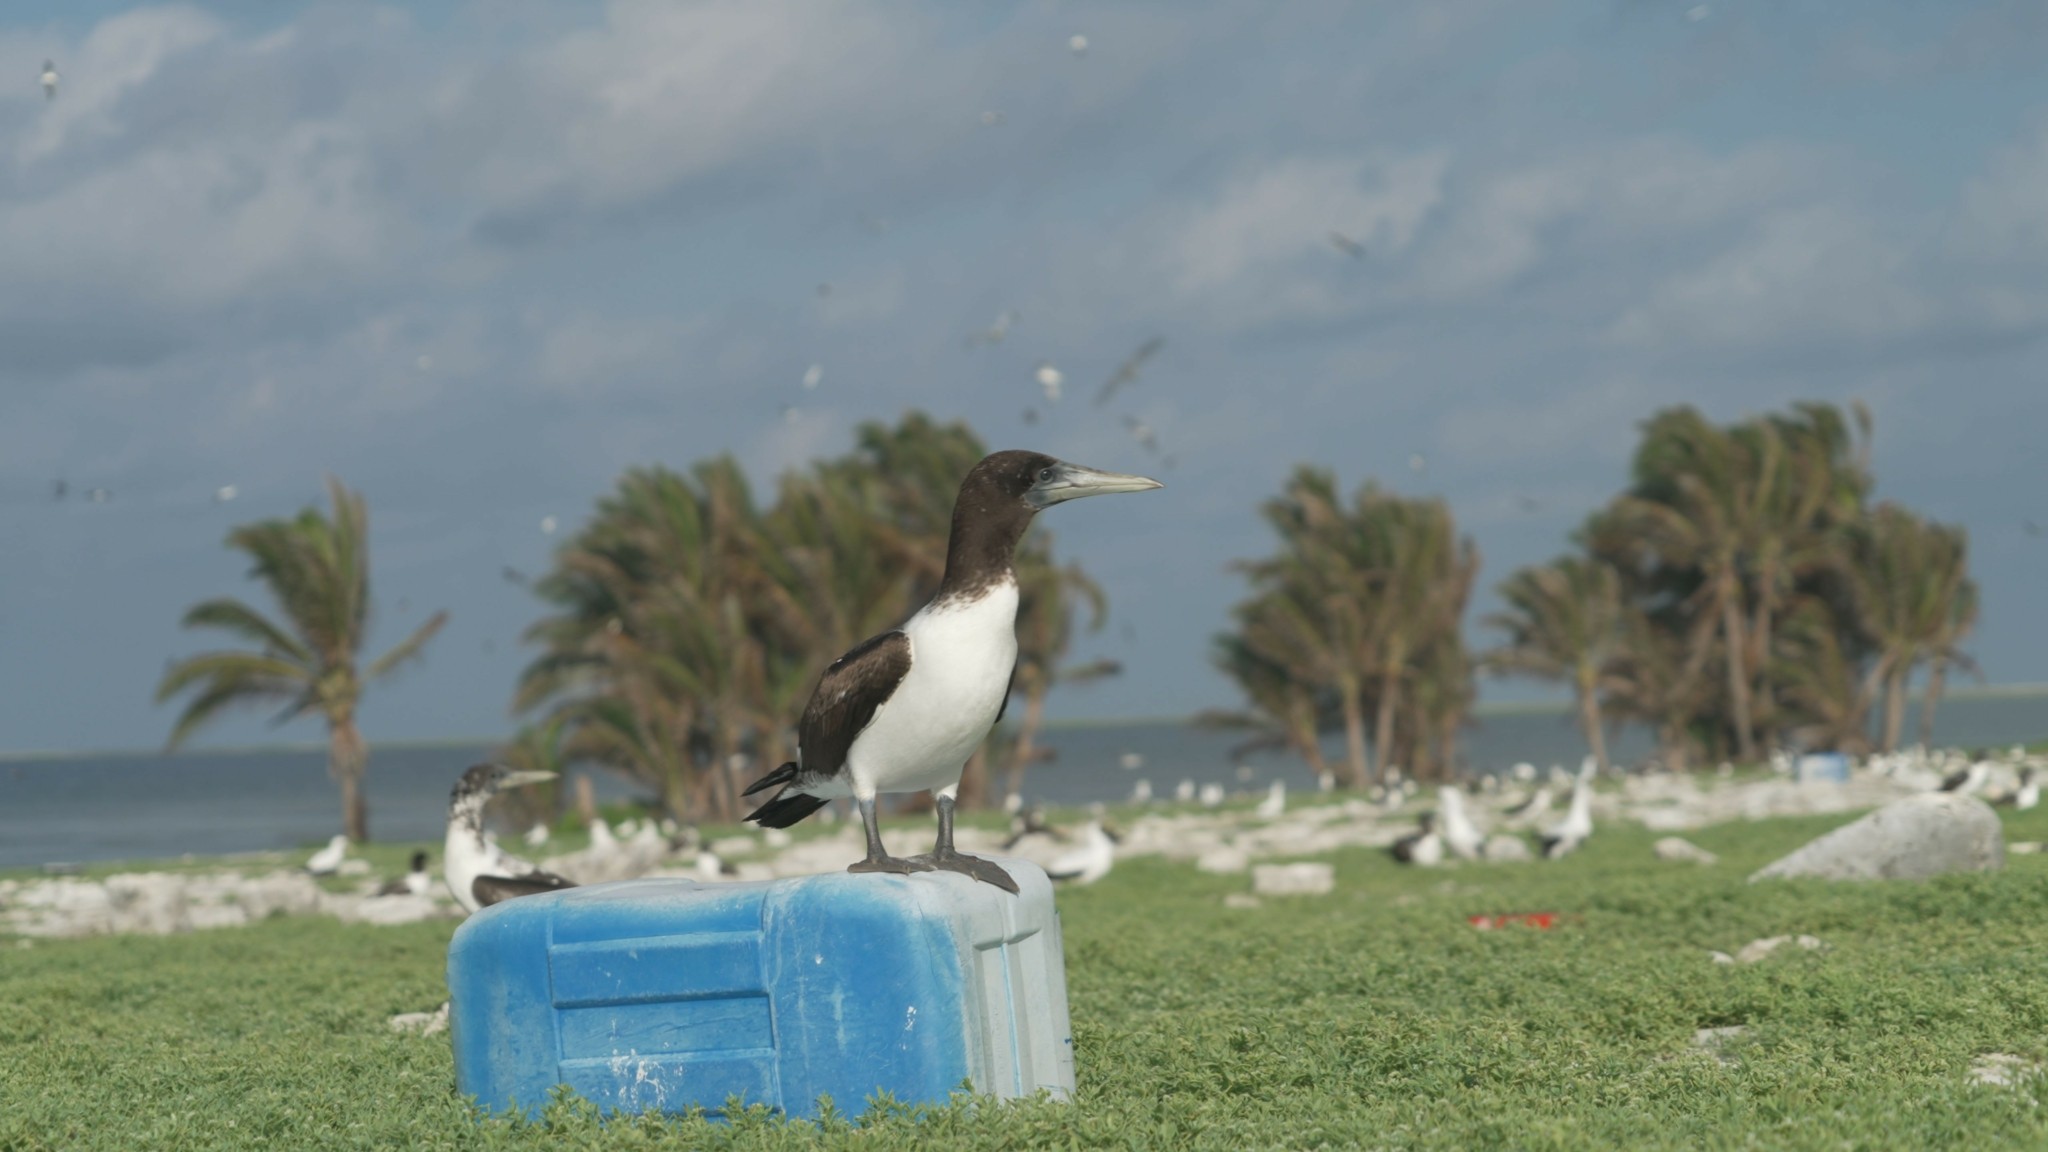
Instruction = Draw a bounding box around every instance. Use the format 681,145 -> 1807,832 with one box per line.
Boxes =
446,857 -> 1074,1119
1796,753 -> 1850,783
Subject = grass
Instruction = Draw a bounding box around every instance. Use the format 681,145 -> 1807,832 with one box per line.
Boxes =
7,806 -> 2048,1151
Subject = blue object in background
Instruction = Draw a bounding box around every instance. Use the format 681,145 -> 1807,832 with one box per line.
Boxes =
1797,753 -> 1851,783
446,857 -> 1074,1119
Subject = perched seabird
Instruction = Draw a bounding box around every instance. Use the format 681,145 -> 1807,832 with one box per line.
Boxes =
1001,806 -> 1064,851
444,764 -> 577,914
1940,761 -> 1991,795
376,851 -> 432,897
741,451 -> 1162,892
1130,778 -> 1153,804
1503,785 -> 1554,823
1046,821 -> 1117,885
694,850 -> 737,881
523,822 -> 550,847
1539,772 -> 1595,859
304,834 -> 349,876
588,816 -> 618,852
1174,779 -> 1196,803
1254,780 -> 1286,819
1390,813 -> 1444,866
1198,782 -> 1225,808
1437,787 -> 1484,861
1995,767 -> 2039,810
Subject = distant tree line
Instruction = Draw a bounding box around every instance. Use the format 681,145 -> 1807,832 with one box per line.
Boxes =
509,413 -> 1111,823
1210,401 -> 1978,782
157,400 -> 1978,838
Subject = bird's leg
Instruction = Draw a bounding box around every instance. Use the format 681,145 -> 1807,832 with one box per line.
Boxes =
912,793 -> 1020,894
846,796 -> 932,876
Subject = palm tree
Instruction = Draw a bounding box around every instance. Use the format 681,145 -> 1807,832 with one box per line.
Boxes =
156,477 -> 447,842
1601,408 -> 1761,762
1487,556 -> 1626,774
1846,504 -> 1977,751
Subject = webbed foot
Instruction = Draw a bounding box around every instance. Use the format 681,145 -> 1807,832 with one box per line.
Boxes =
914,850 -> 1020,894
847,855 -> 934,876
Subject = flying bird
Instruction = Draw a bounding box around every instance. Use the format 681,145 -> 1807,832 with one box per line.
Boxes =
1068,33 -> 1090,56
40,60 -> 57,101
802,363 -> 823,389
444,764 -> 577,913
1122,415 -> 1160,454
966,310 -> 1017,347
1327,231 -> 1366,259
740,451 -> 1162,892
1095,337 -> 1164,407
1035,363 -> 1064,403
501,566 -> 528,587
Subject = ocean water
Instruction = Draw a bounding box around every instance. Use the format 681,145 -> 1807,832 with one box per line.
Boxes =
3,692 -> 2044,870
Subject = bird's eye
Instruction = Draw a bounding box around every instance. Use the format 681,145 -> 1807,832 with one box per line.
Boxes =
1037,467 -> 1054,482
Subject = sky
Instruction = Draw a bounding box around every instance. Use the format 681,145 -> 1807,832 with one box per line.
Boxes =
2,1 -> 2046,754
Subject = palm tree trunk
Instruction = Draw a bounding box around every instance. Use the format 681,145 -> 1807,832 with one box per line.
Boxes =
958,744 -> 990,809
1373,667 -> 1400,785
1918,658 -> 1947,749
1002,688 -> 1049,804
1287,691 -> 1331,783
1577,667 -> 1610,776
1338,674 -> 1370,788
1720,590 -> 1757,763
1883,667 -> 1908,752
329,714 -> 369,842
1752,594 -> 1775,740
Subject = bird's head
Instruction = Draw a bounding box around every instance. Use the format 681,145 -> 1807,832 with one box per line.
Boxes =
409,850 -> 429,872
967,450 -> 1162,514
449,762 -> 557,817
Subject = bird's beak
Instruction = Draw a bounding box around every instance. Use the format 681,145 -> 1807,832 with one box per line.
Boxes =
500,770 -> 557,789
1026,461 -> 1164,509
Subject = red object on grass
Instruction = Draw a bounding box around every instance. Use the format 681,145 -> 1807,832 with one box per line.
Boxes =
1468,912 -> 1558,930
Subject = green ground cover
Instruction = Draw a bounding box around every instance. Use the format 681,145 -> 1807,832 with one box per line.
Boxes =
5,805 -> 2048,1151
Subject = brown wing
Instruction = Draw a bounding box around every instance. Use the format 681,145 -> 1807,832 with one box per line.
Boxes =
797,630 -> 913,782
472,870 -> 576,908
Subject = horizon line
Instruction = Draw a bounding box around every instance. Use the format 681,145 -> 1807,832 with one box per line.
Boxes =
4,681 -> 2045,762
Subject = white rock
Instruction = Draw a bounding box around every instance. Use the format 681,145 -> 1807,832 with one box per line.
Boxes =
389,1002 -> 450,1035
1481,834 -> 1532,862
1251,862 -> 1334,897
1195,846 -> 1251,874
1751,793 -> 2003,882
1733,934 -> 1824,964
1970,1053 -> 2042,1087
1222,893 -> 1263,910
1654,837 -> 1719,865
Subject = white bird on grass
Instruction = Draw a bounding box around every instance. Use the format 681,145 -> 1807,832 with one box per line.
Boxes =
1130,778 -> 1152,804
1175,779 -> 1195,803
524,822 -> 550,847
1254,780 -> 1286,819
1198,782 -> 1225,808
1540,770 -> 1595,859
376,851 -> 433,897
304,834 -> 349,876
1047,821 -> 1116,885
1437,787 -> 1484,861
1390,813 -> 1443,866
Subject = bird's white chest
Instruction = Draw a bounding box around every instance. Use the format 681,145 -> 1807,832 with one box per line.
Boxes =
847,582 -> 1019,794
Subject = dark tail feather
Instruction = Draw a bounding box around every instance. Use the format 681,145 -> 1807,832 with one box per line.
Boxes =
743,761 -> 801,798
746,791 -> 829,829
